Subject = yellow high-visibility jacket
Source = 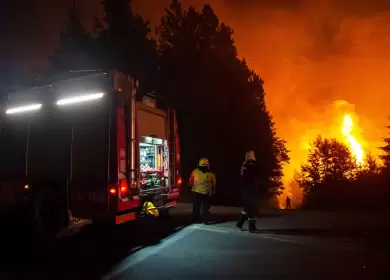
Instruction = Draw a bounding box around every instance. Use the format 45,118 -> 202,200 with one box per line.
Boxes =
189,168 -> 216,195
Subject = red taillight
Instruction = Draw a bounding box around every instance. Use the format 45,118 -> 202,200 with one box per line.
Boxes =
177,177 -> 182,187
110,188 -> 117,195
119,179 -> 129,197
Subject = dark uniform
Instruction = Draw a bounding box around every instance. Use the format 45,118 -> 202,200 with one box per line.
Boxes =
286,197 -> 291,209
236,157 -> 259,232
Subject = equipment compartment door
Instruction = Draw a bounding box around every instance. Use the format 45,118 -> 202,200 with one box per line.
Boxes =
67,100 -> 111,220
167,109 -> 181,200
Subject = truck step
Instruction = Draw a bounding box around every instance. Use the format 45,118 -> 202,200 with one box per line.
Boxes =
56,211 -> 92,238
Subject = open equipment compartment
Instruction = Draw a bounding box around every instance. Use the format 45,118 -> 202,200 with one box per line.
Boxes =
139,136 -> 169,191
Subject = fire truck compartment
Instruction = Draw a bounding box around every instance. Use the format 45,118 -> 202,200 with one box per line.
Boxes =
136,103 -> 170,196
0,73 -> 113,219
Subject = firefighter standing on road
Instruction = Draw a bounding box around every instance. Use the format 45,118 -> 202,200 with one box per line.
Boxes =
236,150 -> 259,232
286,196 -> 291,209
189,158 -> 216,224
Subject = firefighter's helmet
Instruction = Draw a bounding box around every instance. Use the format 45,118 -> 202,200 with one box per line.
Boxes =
199,158 -> 209,167
245,150 -> 256,161
144,201 -> 159,217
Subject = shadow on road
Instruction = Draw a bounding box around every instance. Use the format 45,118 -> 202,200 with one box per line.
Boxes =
250,227 -> 390,240
0,209 -> 288,279
0,215 -> 192,279
206,209 -> 288,225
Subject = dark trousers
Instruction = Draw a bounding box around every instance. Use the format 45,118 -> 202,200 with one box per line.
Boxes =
237,191 -> 258,231
242,192 -> 257,219
192,192 -> 210,222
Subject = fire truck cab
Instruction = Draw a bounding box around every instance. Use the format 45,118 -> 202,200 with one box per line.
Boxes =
0,70 -> 181,238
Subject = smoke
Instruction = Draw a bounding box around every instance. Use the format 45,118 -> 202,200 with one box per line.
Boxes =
4,0 -> 390,182
160,0 -> 390,181
133,2 -> 390,208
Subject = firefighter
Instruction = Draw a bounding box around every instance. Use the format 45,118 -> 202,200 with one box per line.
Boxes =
286,196 -> 291,209
236,150 -> 259,232
189,158 -> 216,224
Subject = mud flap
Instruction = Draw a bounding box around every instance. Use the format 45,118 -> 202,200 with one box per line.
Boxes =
56,210 -> 92,239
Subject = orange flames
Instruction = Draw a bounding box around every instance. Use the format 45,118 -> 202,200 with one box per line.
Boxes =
342,114 -> 364,165
278,100 -> 372,209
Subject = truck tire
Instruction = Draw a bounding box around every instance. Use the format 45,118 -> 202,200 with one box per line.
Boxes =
30,190 -> 66,240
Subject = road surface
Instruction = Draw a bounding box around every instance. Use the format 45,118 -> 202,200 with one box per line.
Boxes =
0,203 -> 388,279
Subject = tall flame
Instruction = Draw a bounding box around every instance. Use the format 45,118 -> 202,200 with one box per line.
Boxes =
278,103 -> 369,209
342,114 -> 364,164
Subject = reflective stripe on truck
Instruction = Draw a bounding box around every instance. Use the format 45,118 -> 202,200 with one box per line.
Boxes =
116,105 -> 140,212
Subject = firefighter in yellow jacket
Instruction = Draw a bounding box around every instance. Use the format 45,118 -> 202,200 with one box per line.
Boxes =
189,158 -> 216,224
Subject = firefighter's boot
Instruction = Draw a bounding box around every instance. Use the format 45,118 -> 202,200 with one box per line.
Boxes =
236,212 -> 248,230
248,218 -> 257,233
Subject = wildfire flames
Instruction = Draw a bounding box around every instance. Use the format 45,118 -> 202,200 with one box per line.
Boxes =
278,100 -> 372,209
342,114 -> 364,164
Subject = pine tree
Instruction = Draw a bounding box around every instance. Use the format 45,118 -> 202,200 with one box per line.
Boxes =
379,116 -> 390,170
158,0 -> 289,202
95,0 -> 157,95
50,3 -> 97,72
298,136 -> 358,193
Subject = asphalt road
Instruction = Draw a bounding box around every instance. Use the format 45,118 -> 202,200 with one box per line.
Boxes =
0,204 -> 389,279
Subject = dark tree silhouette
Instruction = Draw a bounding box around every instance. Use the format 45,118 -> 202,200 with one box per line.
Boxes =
379,116 -> 390,171
50,5 -> 98,72
47,0 -> 289,205
358,152 -> 381,177
95,0 -> 158,96
51,0 -> 157,96
158,0 -> 289,204
298,136 -> 358,194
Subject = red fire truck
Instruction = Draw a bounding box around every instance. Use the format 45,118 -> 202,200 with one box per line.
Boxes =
0,70 -> 181,238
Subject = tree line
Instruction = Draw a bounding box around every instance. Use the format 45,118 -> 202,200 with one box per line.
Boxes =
296,128 -> 390,210
48,0 -> 290,206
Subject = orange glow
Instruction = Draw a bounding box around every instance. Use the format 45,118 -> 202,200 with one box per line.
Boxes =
24,184 -> 30,190
132,2 -> 389,208
110,188 -> 117,194
177,177 -> 182,187
342,114 -> 364,164
165,201 -> 177,207
17,1 -> 390,208
115,212 -> 136,224
278,100 -> 374,208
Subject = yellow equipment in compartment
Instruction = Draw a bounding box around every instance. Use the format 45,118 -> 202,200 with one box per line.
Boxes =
143,201 -> 159,217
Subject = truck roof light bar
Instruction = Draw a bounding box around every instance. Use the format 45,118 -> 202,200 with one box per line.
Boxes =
6,103 -> 42,115
56,92 -> 105,106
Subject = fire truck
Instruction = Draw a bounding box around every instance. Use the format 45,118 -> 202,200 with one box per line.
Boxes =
0,70 -> 181,239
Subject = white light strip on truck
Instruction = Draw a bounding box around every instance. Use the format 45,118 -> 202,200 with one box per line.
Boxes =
6,103 -> 42,115
56,93 -> 105,106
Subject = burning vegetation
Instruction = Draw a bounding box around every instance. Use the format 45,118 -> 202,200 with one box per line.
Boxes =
342,114 -> 364,165
5,0 -> 390,211
278,100 -> 379,209
278,98 -> 390,210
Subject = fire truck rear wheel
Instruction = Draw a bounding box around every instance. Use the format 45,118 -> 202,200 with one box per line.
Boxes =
30,190 -> 66,240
